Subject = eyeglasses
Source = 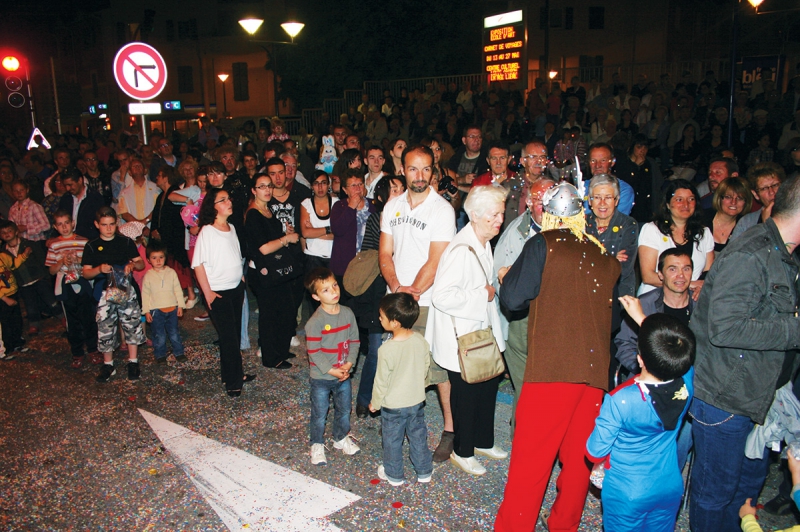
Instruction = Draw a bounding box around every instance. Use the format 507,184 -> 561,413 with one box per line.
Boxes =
347,183 -> 364,189
214,196 -> 232,204
524,155 -> 548,161
85,157 -> 97,162
591,195 -> 616,203
254,184 -> 274,190
160,144 -> 171,148
757,182 -> 780,194
466,134 -> 481,139
722,195 -> 744,202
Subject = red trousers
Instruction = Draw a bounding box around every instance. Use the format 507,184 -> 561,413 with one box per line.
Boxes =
495,382 -> 604,532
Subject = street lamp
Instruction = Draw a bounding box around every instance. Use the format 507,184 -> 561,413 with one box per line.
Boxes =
280,22 -> 305,43
217,73 -> 230,118
238,18 -> 264,35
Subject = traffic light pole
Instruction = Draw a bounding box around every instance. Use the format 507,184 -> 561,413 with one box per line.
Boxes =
50,57 -> 61,134
24,63 -> 35,128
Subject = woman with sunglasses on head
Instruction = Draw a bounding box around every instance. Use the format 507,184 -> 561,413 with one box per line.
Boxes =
300,170 -> 339,298
245,173 -> 302,370
192,187 -> 255,397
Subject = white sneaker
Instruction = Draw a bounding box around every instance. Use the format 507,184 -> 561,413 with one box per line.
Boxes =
475,446 -> 508,460
333,434 -> 360,455
377,464 -> 404,486
290,336 -> 301,347
417,470 -> 432,483
310,443 -> 327,465
185,297 -> 198,310
449,452 -> 486,476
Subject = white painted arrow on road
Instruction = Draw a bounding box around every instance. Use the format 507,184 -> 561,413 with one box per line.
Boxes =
139,409 -> 361,531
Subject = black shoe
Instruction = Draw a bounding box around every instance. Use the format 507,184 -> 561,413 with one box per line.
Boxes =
243,374 -> 256,383
356,404 -> 369,419
227,389 -> 241,398
285,352 -> 297,359
96,364 -> 116,383
127,361 -> 140,380
764,494 -> 795,516
433,431 -> 455,463
174,354 -> 188,363
155,357 -> 167,364
274,361 -> 292,370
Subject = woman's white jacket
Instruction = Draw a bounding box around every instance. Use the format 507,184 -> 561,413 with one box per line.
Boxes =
425,222 -> 506,373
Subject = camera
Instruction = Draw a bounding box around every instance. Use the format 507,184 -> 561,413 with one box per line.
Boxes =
438,175 -> 459,200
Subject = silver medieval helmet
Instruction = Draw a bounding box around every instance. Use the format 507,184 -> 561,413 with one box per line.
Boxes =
542,181 -> 583,217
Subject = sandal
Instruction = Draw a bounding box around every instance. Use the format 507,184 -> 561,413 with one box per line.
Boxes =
227,389 -> 241,398
242,374 -> 256,383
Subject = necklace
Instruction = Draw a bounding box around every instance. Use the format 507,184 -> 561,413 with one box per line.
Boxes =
274,188 -> 289,198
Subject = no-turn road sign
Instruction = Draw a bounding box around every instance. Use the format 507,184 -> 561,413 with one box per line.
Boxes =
113,42 -> 168,101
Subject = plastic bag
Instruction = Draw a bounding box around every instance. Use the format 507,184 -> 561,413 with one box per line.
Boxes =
62,251 -> 82,283
105,267 -> 130,304
589,461 -> 605,489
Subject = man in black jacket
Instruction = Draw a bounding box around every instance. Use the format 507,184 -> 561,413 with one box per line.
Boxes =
689,174 -> 800,531
58,168 -> 106,240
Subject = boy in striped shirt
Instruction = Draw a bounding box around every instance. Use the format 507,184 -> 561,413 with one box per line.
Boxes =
45,210 -> 99,368
304,267 -> 360,466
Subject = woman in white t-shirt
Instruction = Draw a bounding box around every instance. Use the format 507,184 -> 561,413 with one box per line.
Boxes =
637,179 -> 715,297
192,187 -> 254,397
300,170 -> 338,271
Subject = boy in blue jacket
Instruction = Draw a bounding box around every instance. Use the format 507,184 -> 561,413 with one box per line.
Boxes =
587,304 -> 695,532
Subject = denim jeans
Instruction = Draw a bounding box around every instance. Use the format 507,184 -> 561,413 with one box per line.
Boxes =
356,333 -> 383,408
381,402 -> 432,482
151,308 -> 184,359
676,415 -> 693,472
309,377 -> 352,444
689,398 -> 770,532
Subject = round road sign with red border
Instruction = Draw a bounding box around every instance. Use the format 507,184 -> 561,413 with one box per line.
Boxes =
113,42 -> 168,101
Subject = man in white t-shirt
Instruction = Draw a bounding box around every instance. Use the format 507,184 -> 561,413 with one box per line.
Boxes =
364,145 -> 385,200
380,145 -> 457,462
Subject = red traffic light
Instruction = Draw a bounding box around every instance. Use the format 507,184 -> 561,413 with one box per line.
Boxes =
1,56 -> 20,72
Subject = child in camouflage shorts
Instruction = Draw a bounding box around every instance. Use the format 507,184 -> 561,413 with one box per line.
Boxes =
81,207 -> 146,383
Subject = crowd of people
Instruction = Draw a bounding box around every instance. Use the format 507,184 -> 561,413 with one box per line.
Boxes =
1,66 -> 800,531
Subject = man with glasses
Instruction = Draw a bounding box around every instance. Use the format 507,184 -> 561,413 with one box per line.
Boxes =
280,152 -> 312,197
448,126 -> 488,191
82,150 -> 113,206
731,162 -> 786,240
149,139 -> 180,183
588,143 -> 634,216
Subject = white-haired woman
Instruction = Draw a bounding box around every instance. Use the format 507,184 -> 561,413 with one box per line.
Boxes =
426,185 -> 508,476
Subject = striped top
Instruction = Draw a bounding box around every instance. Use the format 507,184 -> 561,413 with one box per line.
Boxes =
305,305 -> 360,381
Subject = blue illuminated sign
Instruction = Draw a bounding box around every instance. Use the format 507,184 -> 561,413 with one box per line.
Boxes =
163,100 -> 182,111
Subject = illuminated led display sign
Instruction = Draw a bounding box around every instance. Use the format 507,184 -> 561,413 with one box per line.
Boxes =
483,10 -> 526,84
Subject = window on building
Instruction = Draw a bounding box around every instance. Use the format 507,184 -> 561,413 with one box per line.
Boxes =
549,9 -> 562,28
589,7 -> 605,29
177,66 -> 193,94
232,62 -> 249,101
539,8 -> 547,30
178,19 -> 198,40
166,20 -> 175,42
565,8 -> 574,30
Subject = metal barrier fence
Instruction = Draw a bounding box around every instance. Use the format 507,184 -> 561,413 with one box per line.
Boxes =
289,59 -> 732,135
539,59 -> 731,89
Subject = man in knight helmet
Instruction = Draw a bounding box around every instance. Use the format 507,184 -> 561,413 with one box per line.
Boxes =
495,181 -> 621,532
